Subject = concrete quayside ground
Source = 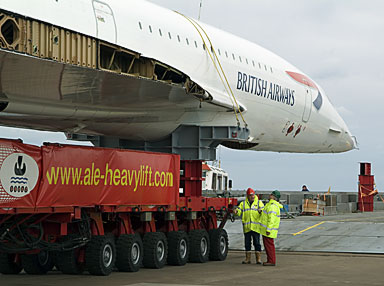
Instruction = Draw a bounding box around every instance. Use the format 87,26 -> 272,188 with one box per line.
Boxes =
1,251 -> 383,286
226,211 -> 384,253
214,190 -> 384,253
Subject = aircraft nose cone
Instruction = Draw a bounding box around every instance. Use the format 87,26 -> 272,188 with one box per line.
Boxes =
344,133 -> 354,151
330,108 -> 355,152
336,128 -> 356,152
327,125 -> 355,153
346,132 -> 358,150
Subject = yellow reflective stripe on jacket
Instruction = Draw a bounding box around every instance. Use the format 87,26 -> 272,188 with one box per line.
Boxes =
259,199 -> 282,238
258,222 -> 279,231
235,197 -> 264,233
262,209 -> 281,217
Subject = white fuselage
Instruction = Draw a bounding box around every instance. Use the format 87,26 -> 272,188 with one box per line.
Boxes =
0,0 -> 354,153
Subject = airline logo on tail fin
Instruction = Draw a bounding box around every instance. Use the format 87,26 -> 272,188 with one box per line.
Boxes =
286,71 -> 323,110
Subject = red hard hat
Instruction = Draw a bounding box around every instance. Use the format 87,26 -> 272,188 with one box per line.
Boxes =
246,188 -> 255,195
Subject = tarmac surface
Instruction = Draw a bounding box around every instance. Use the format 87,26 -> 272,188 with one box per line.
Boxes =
226,211 -> 384,253
1,251 -> 383,286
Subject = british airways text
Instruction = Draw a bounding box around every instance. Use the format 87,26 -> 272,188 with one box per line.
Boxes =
236,72 -> 295,106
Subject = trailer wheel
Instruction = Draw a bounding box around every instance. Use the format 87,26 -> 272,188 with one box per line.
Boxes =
116,234 -> 143,272
55,234 -> 85,274
21,250 -> 54,275
188,229 -> 210,263
209,228 -> 228,261
85,235 -> 116,276
56,248 -> 85,274
143,232 -> 168,269
0,253 -> 22,274
167,231 -> 189,266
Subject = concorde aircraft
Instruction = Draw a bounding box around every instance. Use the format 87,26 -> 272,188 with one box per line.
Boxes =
0,0 -> 355,153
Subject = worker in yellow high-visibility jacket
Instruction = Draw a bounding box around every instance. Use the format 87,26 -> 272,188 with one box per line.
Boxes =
258,190 -> 283,266
235,188 -> 264,264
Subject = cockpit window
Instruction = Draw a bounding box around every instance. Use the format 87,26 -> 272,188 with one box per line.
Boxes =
313,91 -> 323,110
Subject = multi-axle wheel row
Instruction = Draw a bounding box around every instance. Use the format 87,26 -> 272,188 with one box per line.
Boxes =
0,228 -> 228,276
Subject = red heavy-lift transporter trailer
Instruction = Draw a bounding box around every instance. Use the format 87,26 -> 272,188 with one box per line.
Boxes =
0,138 -> 236,276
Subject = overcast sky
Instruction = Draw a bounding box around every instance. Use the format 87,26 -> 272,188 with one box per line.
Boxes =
1,0 -> 383,192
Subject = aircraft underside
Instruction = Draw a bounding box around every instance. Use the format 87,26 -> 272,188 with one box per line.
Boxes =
0,49 -> 210,141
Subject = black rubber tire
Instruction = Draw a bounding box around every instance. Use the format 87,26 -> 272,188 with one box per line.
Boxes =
142,232 -> 168,269
209,228 -> 229,261
52,251 -> 61,271
85,235 -> 116,276
167,231 -> 189,266
21,251 -> 54,275
116,233 -> 143,272
55,234 -> 85,274
56,248 -> 85,274
188,229 -> 210,263
0,253 -> 22,274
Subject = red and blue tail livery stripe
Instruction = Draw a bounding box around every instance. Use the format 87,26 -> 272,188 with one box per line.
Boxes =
286,71 -> 323,110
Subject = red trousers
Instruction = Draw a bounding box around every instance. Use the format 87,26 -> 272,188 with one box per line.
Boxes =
262,235 -> 276,264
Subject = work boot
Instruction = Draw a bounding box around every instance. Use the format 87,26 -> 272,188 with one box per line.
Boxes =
263,262 -> 276,266
255,251 -> 262,264
242,251 -> 251,264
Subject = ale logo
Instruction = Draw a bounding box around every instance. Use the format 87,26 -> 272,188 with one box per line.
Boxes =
0,153 -> 39,198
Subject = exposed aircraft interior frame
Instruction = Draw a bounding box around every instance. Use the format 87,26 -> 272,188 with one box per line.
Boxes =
0,10 -> 198,91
